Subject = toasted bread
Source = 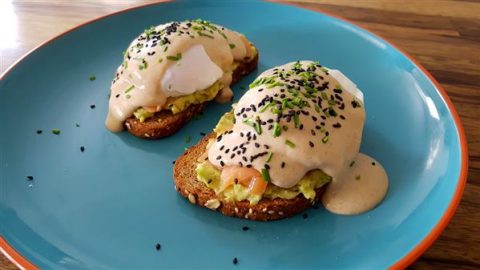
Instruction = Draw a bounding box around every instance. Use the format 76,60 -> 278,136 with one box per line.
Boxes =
125,53 -> 259,139
173,132 -> 326,221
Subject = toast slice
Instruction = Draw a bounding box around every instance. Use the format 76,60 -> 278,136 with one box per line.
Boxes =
125,53 -> 259,139
173,132 -> 326,221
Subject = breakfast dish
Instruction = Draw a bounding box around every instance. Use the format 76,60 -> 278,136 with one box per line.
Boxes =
106,20 -> 258,139
174,61 -> 388,221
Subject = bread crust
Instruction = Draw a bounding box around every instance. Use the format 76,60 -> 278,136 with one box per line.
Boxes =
126,52 -> 259,139
173,133 -> 326,221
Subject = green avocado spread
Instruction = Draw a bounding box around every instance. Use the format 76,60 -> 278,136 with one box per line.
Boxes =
196,111 -> 331,205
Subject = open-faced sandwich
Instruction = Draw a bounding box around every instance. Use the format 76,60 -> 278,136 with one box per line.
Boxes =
174,61 -> 388,221
106,20 -> 258,139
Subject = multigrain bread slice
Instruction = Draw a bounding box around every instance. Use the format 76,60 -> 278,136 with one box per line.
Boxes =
125,53 -> 259,139
173,132 -> 326,221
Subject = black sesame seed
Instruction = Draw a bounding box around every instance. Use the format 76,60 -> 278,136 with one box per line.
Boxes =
312,204 -> 320,209
172,160 -> 176,164
333,123 -> 342,128
230,153 -> 236,159
255,143 -> 260,148
27,176 -> 34,181
242,226 -> 250,231
303,213 -> 308,219
309,141 -> 314,147
80,146 -> 85,152
115,94 -> 120,98
233,257 -> 238,265
220,145 -> 225,151
246,164 -> 252,168
311,130 -> 316,136
200,132 -> 206,136
220,161 -> 225,167
90,105 -> 96,109
155,243 -> 161,251
216,155 -> 221,160
36,130 -> 42,134
281,162 -> 285,168
372,162 -> 376,166
340,115 -> 346,120
207,179 -> 213,184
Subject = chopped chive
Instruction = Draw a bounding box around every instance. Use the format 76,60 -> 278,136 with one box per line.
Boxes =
229,43 -> 236,49
163,46 -> 168,52
285,139 -> 295,148
125,85 -> 134,93
243,118 -> 262,135
198,32 -> 214,38
322,136 -> 329,143
321,92 -> 328,100
88,75 -> 96,81
266,152 -> 273,163
167,53 -> 182,61
144,26 -> 155,39
282,125 -> 288,131
185,136 -> 191,143
261,168 -> 271,182
271,107 -> 282,114
158,58 -> 163,63
293,113 -> 300,128
272,123 -> 281,137
315,104 -> 321,113
260,102 -> 272,112
52,129 -> 61,135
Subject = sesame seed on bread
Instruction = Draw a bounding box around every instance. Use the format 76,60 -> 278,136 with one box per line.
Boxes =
173,132 -> 326,221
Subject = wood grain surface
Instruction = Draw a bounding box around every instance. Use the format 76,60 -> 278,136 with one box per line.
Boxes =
1,0 -> 479,269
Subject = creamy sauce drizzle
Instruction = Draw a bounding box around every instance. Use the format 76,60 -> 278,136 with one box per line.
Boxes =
322,153 -> 388,215
106,20 -> 253,132
207,61 -> 388,215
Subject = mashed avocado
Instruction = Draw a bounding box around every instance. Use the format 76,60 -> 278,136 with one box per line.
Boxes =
196,111 -> 331,205
196,161 -> 330,205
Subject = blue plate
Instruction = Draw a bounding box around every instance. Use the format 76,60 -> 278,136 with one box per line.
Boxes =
0,1 -> 468,269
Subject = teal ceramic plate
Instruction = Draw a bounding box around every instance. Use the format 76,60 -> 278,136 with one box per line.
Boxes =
0,1 -> 468,269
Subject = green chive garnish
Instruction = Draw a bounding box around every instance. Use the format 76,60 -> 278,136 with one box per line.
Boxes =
198,32 -> 214,39
266,152 -> 273,163
185,136 -> 191,143
243,118 -> 262,135
260,102 -> 272,113
88,75 -> 96,81
285,139 -> 295,148
52,129 -> 61,135
229,43 -> 236,49
322,136 -> 329,143
167,53 -> 182,61
293,113 -> 300,128
261,168 -> 271,182
125,85 -> 134,93
272,123 -> 281,137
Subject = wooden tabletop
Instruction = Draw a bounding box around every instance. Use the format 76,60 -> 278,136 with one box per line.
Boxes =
1,0 -> 479,269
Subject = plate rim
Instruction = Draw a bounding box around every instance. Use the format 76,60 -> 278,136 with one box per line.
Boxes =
0,1 -> 468,269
